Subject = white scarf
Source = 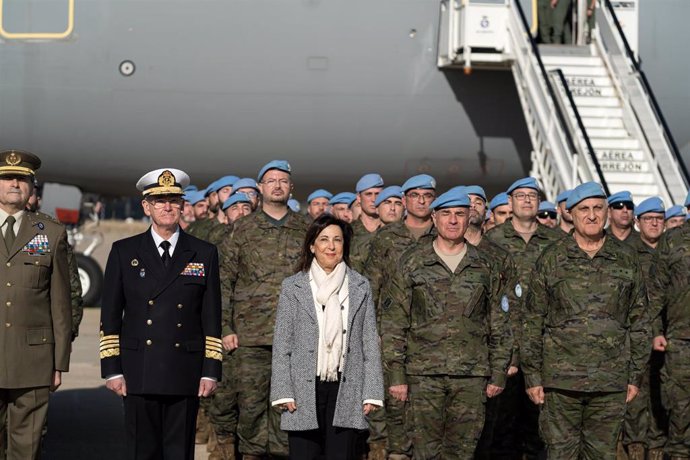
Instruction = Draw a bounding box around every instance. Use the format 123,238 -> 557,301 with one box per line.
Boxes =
310,260 -> 347,382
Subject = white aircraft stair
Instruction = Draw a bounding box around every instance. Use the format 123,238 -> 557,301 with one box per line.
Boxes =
437,0 -> 688,204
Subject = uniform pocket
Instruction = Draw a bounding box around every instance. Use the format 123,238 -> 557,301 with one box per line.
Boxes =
23,256 -> 51,289
463,285 -> 485,318
26,327 -> 54,345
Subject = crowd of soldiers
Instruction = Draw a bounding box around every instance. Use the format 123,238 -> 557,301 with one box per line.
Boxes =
177,160 -> 690,460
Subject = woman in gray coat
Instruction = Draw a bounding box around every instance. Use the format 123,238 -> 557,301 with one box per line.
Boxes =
270,214 -> 384,460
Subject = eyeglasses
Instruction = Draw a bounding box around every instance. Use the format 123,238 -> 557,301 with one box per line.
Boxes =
261,179 -> 290,187
537,211 -> 558,220
406,192 -> 435,201
242,191 -> 258,198
610,202 -> 634,211
512,192 -> 539,201
147,198 -> 183,209
639,215 -> 664,223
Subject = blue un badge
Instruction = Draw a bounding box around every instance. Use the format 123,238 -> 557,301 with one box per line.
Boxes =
140,268 -> 146,278
501,295 -> 509,312
515,283 -> 522,298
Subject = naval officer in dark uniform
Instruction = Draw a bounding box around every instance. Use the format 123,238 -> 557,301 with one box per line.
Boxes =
100,168 -> 223,459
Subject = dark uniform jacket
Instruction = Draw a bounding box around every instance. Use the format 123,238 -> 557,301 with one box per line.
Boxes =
100,228 -> 222,395
0,212 -> 71,388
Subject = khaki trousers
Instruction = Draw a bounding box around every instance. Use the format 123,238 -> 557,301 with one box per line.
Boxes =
0,386 -> 50,460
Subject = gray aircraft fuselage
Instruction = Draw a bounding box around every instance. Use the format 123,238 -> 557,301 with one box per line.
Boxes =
0,0 -> 686,198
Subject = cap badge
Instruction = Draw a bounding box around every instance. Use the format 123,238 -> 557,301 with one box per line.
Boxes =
158,170 -> 176,188
6,152 -> 20,166
131,259 -> 139,267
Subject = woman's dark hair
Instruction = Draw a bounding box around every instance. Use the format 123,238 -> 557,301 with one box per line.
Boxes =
296,214 -> 353,273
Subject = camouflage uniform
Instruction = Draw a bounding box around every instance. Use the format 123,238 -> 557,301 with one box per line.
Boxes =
219,210 -> 309,457
606,227 -> 640,245
381,240 -> 511,458
623,237 -> 667,453
206,220 -> 231,247
522,235 -> 651,459
484,220 -> 562,457
649,223 -> 690,458
185,218 -> 216,240
362,221 -> 434,458
350,218 -> 379,273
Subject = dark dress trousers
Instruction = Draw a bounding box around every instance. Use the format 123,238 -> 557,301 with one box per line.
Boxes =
100,229 -> 222,459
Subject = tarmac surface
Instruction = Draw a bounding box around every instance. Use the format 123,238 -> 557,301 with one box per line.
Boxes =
41,220 -> 211,459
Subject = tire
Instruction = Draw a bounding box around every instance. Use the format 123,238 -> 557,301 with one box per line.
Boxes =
76,253 -> 103,307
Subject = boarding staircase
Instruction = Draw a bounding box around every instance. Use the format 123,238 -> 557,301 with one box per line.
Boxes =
437,0 -> 689,204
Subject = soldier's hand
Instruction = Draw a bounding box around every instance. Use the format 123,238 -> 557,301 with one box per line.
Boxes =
50,371 -> 62,392
526,385 -> 544,405
222,334 -> 239,351
550,0 -> 557,7
106,376 -> 128,397
507,366 -> 519,377
486,384 -> 504,398
626,385 -> 639,403
389,384 -> 408,402
653,335 -> 667,352
278,402 -> 297,413
198,379 -> 218,398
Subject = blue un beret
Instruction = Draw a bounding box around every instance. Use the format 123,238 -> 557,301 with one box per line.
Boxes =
257,160 -> 291,182
566,182 -> 607,210
401,174 -> 436,193
356,173 -> 384,193
607,190 -> 634,206
538,201 -> 557,213
287,198 -> 301,213
329,192 -> 357,207
489,192 -> 509,211
307,189 -> 333,203
222,192 -> 252,211
430,189 -> 470,211
232,178 -> 259,191
635,197 -> 665,217
665,205 -> 685,220
375,186 -> 403,207
507,177 -> 540,195
211,175 -> 240,193
685,190 -> 690,208
464,185 -> 487,201
185,190 -> 207,206
556,190 -> 572,204
183,185 -> 198,194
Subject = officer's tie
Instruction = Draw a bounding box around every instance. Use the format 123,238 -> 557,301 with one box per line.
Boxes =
160,240 -> 171,268
3,216 -> 15,252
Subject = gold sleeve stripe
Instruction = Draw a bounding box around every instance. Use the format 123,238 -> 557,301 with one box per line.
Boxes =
99,344 -> 120,351
100,335 -> 119,341
99,339 -> 119,346
205,336 -> 223,345
100,348 -> 120,359
206,345 -> 223,353
205,350 -> 223,361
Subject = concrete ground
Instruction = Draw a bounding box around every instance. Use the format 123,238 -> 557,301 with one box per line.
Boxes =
41,219 -> 211,459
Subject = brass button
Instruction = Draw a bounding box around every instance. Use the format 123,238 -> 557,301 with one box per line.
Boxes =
5,323 -> 10,327
146,339 -> 152,346
5,282 -> 11,287
146,319 -> 152,326
177,323 -> 182,328
174,343 -> 180,348
42,338 -> 47,342
34,261 -> 39,265
5,301 -> 10,307
148,300 -> 154,306
177,304 -> 183,309
5,262 -> 10,267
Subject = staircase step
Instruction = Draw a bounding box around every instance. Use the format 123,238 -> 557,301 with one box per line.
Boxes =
584,128 -> 629,138
582,117 -> 625,128
603,172 -> 657,184
573,96 -> 621,107
546,65 -> 608,77
590,138 -> 640,149
541,55 -> 603,67
576,107 -> 624,118
539,44 -> 593,57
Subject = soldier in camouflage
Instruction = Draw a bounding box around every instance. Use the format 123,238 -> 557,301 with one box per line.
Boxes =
665,205 -> 686,231
329,192 -> 357,224
622,197 -> 667,460
306,189 -> 333,220
349,174 -> 384,272
650,191 -> 690,460
219,160 -> 310,460
184,190 -> 214,239
381,188 -> 511,459
363,174 -> 436,460
607,191 -> 639,244
484,177 -> 562,458
556,190 -> 574,234
522,182 -> 651,460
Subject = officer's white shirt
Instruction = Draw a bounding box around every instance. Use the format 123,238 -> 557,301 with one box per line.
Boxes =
150,226 -> 180,256
0,209 -> 24,238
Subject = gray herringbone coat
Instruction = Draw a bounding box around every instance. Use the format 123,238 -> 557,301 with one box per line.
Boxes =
270,268 -> 384,431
